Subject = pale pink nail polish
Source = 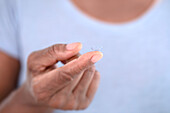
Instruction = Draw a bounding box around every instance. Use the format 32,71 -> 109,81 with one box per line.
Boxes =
91,53 -> 103,63
66,42 -> 80,50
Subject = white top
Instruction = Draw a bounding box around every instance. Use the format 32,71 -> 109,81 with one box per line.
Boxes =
0,0 -> 170,113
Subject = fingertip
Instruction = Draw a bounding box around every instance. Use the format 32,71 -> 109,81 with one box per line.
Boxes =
91,51 -> 103,63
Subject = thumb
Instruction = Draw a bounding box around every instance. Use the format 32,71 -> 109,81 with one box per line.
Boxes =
32,51 -> 103,95
27,42 -> 82,72
57,51 -> 103,79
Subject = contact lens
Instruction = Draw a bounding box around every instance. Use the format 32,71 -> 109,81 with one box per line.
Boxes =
90,46 -> 103,51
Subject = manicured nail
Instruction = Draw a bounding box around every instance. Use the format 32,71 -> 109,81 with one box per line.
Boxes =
91,52 -> 103,63
66,42 -> 81,50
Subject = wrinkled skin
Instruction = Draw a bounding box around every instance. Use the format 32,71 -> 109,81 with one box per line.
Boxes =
25,43 -> 103,110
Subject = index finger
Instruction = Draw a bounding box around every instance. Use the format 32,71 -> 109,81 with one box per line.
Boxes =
58,51 -> 103,78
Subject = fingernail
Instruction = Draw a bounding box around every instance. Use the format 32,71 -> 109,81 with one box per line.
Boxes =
91,52 -> 103,63
66,42 -> 81,50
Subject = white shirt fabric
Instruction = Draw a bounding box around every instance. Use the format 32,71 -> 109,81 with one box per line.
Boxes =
0,0 -> 170,113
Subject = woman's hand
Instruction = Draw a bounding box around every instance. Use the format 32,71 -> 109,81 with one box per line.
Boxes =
24,42 -> 103,110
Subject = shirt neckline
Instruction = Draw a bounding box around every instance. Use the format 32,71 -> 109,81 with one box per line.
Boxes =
62,0 -> 162,31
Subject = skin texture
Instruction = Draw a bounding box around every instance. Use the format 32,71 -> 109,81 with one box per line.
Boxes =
71,0 -> 156,23
0,0 -> 156,112
0,43 -> 103,112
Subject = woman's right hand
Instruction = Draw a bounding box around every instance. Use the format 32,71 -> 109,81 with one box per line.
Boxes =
23,42 -> 103,110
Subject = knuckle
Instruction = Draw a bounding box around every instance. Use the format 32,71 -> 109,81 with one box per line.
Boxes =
95,70 -> 100,76
95,71 -> 101,79
88,66 -> 96,73
63,66 -> 79,77
57,44 -> 67,52
77,64 -> 85,71
76,60 -> 92,73
57,70 -> 73,83
48,45 -> 57,58
74,86 -> 84,96
48,44 -> 67,57
95,70 -> 99,74
91,65 -> 96,70
73,63 -> 86,74
78,86 -> 84,93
